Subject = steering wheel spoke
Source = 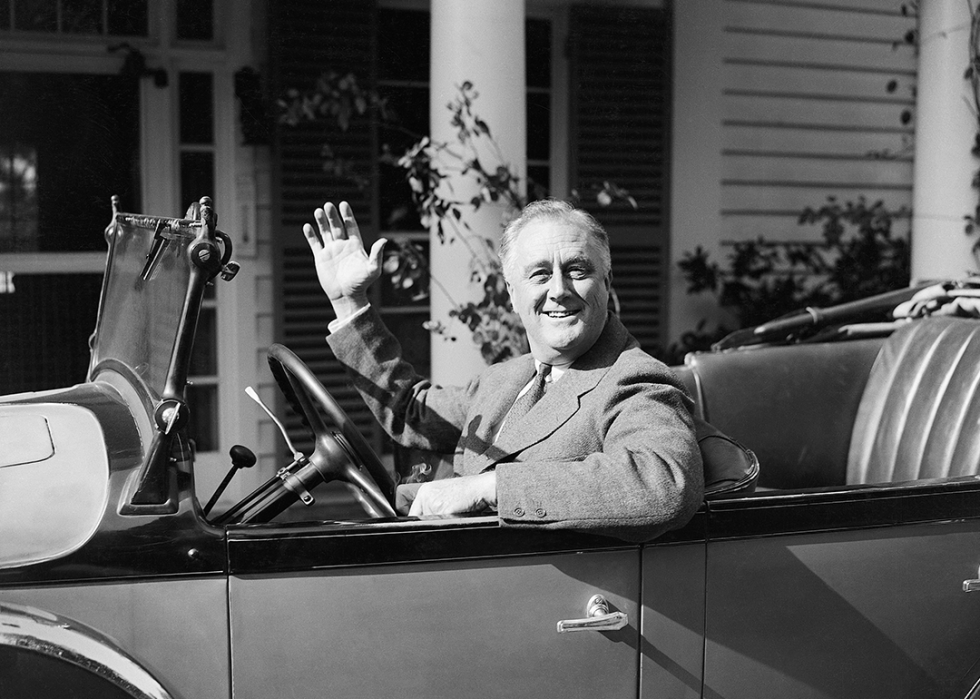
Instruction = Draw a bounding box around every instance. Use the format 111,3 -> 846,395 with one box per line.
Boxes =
266,343 -> 396,519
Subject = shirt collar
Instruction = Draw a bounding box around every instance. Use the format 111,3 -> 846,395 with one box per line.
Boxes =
534,358 -> 570,382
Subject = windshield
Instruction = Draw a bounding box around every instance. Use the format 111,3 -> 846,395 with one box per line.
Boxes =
88,213 -> 203,402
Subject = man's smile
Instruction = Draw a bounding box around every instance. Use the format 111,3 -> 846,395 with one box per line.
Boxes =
505,219 -> 611,364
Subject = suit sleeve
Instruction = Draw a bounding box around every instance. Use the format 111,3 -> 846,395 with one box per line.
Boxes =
326,306 -> 474,454
494,362 -> 704,543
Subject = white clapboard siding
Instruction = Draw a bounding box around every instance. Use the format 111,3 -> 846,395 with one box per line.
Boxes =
723,153 -> 912,186
720,0 -> 917,246
724,94 -> 911,129
722,186 -> 912,217
727,0 -> 914,39
725,31 -> 915,69
726,127 -> 912,156
725,63 -> 915,103
723,209 -> 913,242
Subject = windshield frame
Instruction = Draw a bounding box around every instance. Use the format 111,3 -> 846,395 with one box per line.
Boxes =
89,208 -> 211,403
87,197 -> 222,511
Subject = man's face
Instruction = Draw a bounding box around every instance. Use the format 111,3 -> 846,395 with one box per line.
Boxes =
505,219 -> 611,365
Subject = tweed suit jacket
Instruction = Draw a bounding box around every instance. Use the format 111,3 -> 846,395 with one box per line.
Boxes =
327,307 -> 704,542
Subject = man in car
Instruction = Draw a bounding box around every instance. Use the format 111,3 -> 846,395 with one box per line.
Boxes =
303,198 -> 703,542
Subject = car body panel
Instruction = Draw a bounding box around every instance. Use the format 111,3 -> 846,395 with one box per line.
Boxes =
230,545 -> 640,698
704,489 -> 980,698
0,382 -> 226,587
0,577 -> 228,699
1,404 -> 110,569
0,602 -> 175,699
640,541 -> 706,699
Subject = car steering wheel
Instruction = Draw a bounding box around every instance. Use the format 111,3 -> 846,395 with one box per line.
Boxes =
267,343 -> 396,518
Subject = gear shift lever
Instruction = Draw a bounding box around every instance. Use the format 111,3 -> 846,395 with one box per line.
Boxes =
202,444 -> 256,516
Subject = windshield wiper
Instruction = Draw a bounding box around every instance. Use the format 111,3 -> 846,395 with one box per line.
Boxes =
140,219 -> 169,281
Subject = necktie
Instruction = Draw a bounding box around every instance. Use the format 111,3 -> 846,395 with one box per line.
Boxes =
497,364 -> 551,440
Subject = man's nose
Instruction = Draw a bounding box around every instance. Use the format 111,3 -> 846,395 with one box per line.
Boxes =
548,272 -> 572,299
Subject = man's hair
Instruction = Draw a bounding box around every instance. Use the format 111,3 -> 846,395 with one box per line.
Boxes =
498,199 -> 611,280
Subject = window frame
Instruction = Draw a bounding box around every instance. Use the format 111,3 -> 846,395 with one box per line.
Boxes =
0,0 -> 235,468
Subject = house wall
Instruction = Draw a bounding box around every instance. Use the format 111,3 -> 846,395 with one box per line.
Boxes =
668,0 -> 917,344
0,0 -> 281,506
215,0 -> 921,504
193,0 -> 281,506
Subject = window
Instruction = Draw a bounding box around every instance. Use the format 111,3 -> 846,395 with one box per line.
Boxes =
526,17 -> 552,200
175,0 -> 212,41
0,72 -> 139,394
0,73 -> 140,253
179,70 -> 219,453
0,143 -> 37,249
376,7 -> 432,382
0,0 -> 148,36
0,5 -> 223,455
377,6 -> 429,234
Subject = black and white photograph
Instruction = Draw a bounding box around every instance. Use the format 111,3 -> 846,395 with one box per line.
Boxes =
2,1 -> 979,697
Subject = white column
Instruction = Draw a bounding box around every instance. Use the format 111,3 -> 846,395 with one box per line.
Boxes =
429,0 -> 526,385
668,0 -> 727,346
912,0 -> 979,280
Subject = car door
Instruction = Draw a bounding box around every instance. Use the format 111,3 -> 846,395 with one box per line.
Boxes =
640,511 -> 707,699
228,516 -> 643,699
702,481 -> 980,699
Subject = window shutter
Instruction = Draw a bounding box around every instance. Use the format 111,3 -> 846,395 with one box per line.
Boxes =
270,0 -> 383,455
568,4 -> 671,355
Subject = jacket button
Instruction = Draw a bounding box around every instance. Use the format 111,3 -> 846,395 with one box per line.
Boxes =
513,507 -> 525,517
534,508 -> 546,518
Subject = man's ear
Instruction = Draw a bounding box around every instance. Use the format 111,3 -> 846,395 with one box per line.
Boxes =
604,270 -> 613,291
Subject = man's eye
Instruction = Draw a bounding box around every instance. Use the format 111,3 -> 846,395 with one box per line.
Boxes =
529,270 -> 550,281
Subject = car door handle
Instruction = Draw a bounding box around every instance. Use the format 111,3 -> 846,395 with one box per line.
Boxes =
556,594 -> 628,633
963,565 -> 980,592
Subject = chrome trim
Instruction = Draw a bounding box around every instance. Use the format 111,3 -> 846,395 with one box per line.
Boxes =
964,674 -> 980,699
0,602 -> 174,699
963,564 -> 980,592
556,594 -> 629,633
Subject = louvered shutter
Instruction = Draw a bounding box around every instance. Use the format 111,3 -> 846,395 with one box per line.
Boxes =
569,5 -> 671,355
270,0 -> 383,455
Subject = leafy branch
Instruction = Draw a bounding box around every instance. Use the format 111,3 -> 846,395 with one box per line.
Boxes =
279,73 -> 637,364
964,4 -> 980,250
672,197 -> 910,361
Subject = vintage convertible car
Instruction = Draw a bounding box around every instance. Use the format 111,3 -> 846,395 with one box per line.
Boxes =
2,198 -> 980,699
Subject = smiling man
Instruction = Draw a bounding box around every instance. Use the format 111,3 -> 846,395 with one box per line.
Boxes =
305,198 -> 703,542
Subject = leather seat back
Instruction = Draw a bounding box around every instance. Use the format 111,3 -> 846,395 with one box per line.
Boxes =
679,339 -> 882,489
848,318 -> 980,485
695,416 -> 760,497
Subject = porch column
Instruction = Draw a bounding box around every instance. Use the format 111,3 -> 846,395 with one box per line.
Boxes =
668,0 -> 727,346
429,0 -> 526,385
912,0 -> 979,280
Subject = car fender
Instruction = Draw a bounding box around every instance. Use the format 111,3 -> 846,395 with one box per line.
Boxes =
0,602 -> 175,699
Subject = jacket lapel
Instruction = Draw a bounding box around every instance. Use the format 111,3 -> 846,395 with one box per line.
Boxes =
466,355 -> 535,458
468,314 -> 628,472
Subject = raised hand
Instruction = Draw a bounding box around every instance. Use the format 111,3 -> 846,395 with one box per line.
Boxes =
302,201 -> 387,321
